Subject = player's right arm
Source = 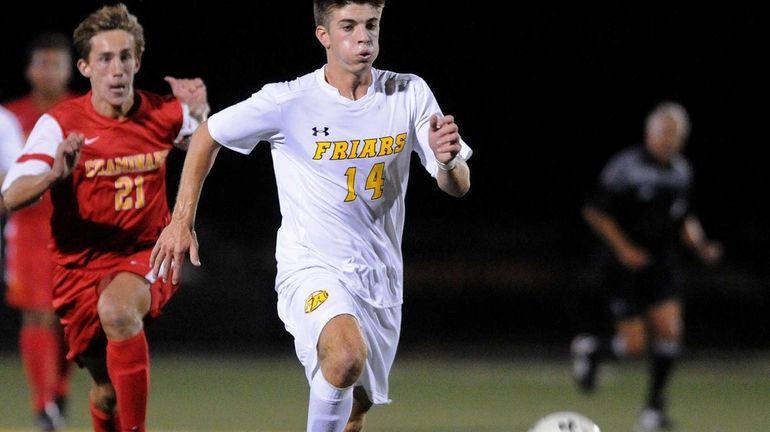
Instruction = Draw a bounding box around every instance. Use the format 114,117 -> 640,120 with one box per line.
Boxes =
582,205 -> 649,270
0,107 -> 25,217
1,114 -> 83,212
150,121 -> 221,285
584,150 -> 649,270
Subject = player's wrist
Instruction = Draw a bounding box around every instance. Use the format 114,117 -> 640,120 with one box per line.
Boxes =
44,169 -> 64,185
192,103 -> 210,122
436,157 -> 458,172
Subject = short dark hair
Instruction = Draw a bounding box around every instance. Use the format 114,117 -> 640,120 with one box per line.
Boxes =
72,3 -> 145,61
313,0 -> 386,27
26,32 -> 72,63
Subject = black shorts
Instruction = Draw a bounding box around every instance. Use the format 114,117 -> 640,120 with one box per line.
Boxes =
604,257 -> 682,320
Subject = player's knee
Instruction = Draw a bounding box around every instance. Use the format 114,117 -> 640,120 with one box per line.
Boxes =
652,319 -> 682,341
324,343 -> 366,388
624,333 -> 647,356
97,298 -> 143,338
319,315 -> 368,387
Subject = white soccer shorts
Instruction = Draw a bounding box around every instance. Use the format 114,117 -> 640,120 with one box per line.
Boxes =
276,268 -> 400,405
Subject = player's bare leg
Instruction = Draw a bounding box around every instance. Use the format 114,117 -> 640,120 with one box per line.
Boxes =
318,314 -> 366,387
648,300 -> 682,342
308,314 -> 367,432
98,273 -> 151,341
98,272 -> 152,432
572,316 -> 646,393
344,386 -> 373,432
616,317 -> 647,356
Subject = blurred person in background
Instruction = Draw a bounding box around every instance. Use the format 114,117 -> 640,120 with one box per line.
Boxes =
1,104 -> 26,208
1,4 -> 209,431
571,101 -> 722,431
1,32 -> 76,431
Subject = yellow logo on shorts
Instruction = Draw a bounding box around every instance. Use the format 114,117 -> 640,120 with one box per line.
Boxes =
305,290 -> 329,313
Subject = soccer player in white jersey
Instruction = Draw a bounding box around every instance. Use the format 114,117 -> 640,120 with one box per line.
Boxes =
150,1 -> 472,431
0,105 -> 25,215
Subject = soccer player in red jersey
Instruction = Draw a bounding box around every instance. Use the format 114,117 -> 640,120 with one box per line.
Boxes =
1,4 -> 209,432
1,32 -> 76,431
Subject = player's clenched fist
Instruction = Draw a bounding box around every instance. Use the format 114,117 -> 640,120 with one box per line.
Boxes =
51,133 -> 84,182
429,114 -> 461,164
165,76 -> 210,121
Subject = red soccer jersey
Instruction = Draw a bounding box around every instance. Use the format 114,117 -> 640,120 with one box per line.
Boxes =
3,94 -> 75,308
4,97 -> 57,260
4,93 -> 77,136
14,91 -> 183,267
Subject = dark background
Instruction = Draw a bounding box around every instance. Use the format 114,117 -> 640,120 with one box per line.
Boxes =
1,2 -> 767,354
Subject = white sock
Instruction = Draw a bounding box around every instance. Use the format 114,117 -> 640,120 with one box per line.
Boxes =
653,339 -> 681,357
307,372 -> 354,432
611,334 -> 628,357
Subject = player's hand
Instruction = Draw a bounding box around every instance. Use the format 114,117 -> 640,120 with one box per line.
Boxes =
616,243 -> 650,271
429,114 -> 461,164
697,240 -> 723,264
50,133 -> 83,182
164,76 -> 209,121
150,219 -> 201,285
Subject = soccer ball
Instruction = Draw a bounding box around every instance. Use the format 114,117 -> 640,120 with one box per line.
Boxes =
528,411 -> 600,432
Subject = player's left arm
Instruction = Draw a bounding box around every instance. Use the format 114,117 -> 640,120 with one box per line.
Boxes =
165,76 -> 209,151
428,114 -> 470,197
165,76 -> 209,123
681,215 -> 722,264
151,122 -> 221,285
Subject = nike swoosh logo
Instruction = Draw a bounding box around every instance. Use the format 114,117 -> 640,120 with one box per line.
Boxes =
84,136 -> 100,145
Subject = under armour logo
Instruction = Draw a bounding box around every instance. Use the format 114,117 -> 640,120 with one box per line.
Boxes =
312,126 -> 330,136
559,420 -> 577,431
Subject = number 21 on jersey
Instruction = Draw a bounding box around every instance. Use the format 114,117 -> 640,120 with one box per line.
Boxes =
114,175 -> 145,210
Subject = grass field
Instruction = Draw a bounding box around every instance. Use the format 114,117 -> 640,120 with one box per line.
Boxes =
1,348 -> 769,431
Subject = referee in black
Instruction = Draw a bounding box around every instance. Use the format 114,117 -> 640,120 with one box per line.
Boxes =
571,101 -> 722,431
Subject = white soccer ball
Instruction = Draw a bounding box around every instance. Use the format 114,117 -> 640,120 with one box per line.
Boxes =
528,411 -> 601,432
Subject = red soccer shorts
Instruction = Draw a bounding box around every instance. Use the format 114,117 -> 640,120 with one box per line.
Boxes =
52,248 -> 178,361
3,206 -> 55,310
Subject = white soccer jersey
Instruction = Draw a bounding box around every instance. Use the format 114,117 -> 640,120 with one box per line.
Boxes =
0,105 -> 24,174
208,67 -> 472,307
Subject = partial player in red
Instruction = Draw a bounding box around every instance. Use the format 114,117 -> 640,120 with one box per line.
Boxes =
1,31 -> 76,431
1,4 -> 208,432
